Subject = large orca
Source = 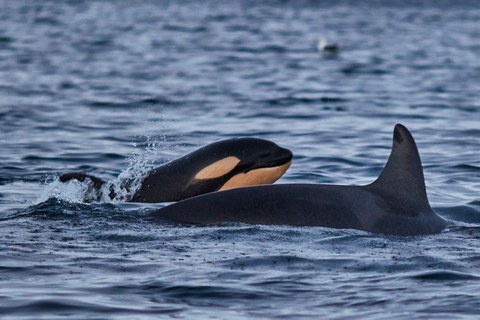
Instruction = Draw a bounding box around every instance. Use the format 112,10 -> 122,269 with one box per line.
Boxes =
60,138 -> 293,203
150,125 -> 450,236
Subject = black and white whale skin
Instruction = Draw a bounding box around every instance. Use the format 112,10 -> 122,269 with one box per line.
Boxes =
150,125 -> 449,236
60,138 -> 293,203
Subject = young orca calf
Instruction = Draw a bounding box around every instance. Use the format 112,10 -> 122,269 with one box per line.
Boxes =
150,125 -> 449,236
60,138 -> 293,203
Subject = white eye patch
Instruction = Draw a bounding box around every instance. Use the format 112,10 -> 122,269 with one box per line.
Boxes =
194,156 -> 241,180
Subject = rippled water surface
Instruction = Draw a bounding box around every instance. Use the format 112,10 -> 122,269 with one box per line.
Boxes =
1,1 -> 480,319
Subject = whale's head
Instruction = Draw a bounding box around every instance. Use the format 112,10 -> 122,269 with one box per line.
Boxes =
191,137 -> 293,191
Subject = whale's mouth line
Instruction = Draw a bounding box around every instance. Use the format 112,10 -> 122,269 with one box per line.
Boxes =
261,156 -> 293,168
241,149 -> 293,173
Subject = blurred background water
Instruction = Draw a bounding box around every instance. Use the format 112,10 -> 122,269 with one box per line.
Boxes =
1,0 -> 480,319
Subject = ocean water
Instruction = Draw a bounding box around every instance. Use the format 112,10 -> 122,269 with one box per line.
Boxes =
1,0 -> 480,319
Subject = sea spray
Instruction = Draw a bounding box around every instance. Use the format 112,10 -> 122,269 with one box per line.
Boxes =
38,134 -> 173,204
106,134 -> 171,202
37,176 -> 99,204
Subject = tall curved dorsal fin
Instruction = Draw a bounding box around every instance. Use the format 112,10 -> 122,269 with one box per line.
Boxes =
365,124 -> 432,212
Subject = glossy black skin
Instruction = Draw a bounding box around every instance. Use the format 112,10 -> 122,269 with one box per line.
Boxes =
60,138 -> 293,203
151,183 -> 448,236
130,138 -> 292,202
150,125 -> 449,236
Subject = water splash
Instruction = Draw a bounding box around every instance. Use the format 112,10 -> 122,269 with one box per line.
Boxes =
37,177 -> 99,204
38,133 -> 172,204
107,134 -> 171,202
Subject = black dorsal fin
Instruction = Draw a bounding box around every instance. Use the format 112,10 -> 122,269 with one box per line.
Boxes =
365,124 -> 432,212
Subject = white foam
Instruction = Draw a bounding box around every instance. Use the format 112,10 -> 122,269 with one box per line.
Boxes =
105,135 -> 170,202
38,177 -> 95,204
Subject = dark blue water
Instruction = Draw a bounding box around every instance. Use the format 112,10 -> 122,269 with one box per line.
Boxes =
1,1 -> 480,319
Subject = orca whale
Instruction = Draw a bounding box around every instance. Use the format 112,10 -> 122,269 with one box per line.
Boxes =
60,138 -> 293,203
150,125 -> 449,236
